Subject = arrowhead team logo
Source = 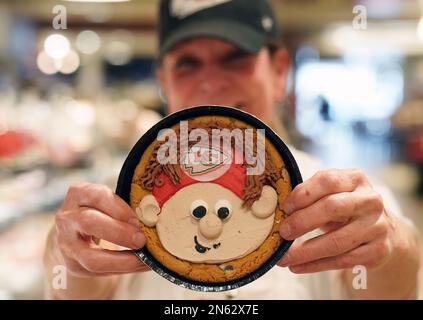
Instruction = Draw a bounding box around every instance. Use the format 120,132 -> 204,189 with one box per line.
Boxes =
156,120 -> 266,177
181,144 -> 232,181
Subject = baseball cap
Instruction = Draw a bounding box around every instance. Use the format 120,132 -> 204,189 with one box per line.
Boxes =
158,0 -> 282,61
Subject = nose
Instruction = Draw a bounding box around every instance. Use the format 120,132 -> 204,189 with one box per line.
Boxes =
197,66 -> 229,98
198,214 -> 223,240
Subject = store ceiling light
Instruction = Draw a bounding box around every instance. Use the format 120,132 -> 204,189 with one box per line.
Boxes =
76,30 -> 101,55
37,51 -> 58,75
104,40 -> 133,65
44,34 -> 70,60
56,50 -> 80,74
323,22 -> 423,55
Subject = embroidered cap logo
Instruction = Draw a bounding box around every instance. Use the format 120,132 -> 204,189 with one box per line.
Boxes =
171,0 -> 233,19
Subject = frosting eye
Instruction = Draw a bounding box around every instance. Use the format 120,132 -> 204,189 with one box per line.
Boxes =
215,200 -> 232,220
190,200 -> 208,219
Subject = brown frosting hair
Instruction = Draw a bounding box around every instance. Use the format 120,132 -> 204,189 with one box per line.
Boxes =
135,121 -> 281,208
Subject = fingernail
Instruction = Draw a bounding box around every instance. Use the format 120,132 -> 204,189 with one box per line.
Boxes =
280,222 -> 291,239
132,232 -> 146,248
278,253 -> 290,267
283,200 -> 294,214
129,218 -> 140,228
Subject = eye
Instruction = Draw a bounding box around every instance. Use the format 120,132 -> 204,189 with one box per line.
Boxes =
222,49 -> 254,69
190,200 -> 208,219
215,200 -> 232,220
174,56 -> 200,72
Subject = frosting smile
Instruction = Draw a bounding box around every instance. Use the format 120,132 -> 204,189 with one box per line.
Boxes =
194,236 -> 221,254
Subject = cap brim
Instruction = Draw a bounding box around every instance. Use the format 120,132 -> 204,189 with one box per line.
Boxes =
158,20 -> 267,61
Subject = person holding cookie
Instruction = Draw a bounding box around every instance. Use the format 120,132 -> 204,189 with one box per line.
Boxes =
44,0 -> 420,300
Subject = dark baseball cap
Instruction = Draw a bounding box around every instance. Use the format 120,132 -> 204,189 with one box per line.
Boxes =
158,0 -> 282,61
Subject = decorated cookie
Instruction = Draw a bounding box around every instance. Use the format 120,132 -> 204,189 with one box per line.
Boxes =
116,106 -> 302,291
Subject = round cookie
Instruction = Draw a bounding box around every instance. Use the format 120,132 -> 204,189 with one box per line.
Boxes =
116,106 -> 302,291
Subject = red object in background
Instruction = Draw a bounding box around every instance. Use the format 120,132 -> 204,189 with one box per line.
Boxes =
406,130 -> 423,164
0,130 -> 38,158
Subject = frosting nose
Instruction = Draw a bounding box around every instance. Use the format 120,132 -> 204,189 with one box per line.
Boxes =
199,214 -> 223,239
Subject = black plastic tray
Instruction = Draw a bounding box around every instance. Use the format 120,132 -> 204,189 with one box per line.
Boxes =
115,105 -> 303,292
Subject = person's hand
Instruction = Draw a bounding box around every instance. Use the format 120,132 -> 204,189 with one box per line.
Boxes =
53,183 -> 149,277
278,169 -> 399,273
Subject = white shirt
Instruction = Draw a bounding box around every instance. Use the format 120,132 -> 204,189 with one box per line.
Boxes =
112,145 -> 405,300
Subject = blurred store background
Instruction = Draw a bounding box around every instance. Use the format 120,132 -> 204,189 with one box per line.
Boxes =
0,0 -> 422,299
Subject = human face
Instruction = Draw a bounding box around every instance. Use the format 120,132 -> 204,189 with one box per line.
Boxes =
157,38 -> 288,124
155,183 -> 275,263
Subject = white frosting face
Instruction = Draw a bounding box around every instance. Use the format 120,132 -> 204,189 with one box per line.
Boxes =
155,183 -> 275,264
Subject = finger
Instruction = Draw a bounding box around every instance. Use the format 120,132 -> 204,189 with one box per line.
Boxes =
280,190 -> 384,240
320,221 -> 348,234
288,237 -> 392,273
62,255 -> 150,277
75,209 -> 146,250
62,255 -> 99,278
56,223 -> 149,275
64,238 -> 146,274
278,212 -> 386,267
64,183 -> 139,226
283,169 -> 370,215
77,248 -> 146,274
92,263 -> 151,276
